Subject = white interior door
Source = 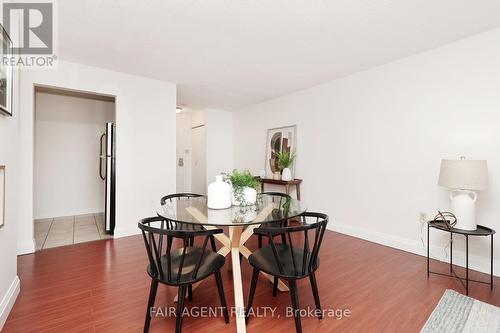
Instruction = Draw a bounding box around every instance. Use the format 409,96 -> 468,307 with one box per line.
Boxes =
191,125 -> 206,194
176,113 -> 192,192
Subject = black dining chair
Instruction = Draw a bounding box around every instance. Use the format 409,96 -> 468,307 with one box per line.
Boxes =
255,192 -> 292,295
138,216 -> 229,333
256,192 -> 291,248
245,212 -> 329,333
160,193 -> 217,302
160,194 -> 217,259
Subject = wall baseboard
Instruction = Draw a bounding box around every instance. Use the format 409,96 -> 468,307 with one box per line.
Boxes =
113,227 -> 140,239
330,221 -> 500,278
33,211 -> 105,220
17,239 -> 35,255
0,276 -> 20,331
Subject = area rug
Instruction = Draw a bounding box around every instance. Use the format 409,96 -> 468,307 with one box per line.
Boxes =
421,289 -> 500,332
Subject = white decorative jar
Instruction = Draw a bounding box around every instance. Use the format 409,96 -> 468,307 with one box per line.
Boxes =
281,168 -> 292,181
450,190 -> 477,230
232,187 -> 257,206
207,175 -> 232,209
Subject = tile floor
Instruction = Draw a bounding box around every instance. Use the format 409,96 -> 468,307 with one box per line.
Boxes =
34,213 -> 112,250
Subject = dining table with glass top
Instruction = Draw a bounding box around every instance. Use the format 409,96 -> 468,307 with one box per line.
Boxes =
156,193 -> 306,333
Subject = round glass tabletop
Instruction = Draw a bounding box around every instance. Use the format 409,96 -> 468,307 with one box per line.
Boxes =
156,194 -> 306,226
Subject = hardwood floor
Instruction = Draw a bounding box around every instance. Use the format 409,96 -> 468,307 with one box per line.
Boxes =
4,230 -> 500,333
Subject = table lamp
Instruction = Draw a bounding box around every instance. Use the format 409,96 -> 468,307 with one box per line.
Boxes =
438,157 -> 489,230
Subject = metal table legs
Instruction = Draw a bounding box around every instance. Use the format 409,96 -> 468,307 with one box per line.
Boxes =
466,235 -> 468,294
450,232 -> 453,274
492,234 -> 494,289
427,225 -> 494,296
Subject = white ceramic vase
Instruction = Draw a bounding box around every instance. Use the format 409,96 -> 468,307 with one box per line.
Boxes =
207,175 -> 232,209
450,190 -> 477,230
281,168 -> 292,181
232,187 -> 257,206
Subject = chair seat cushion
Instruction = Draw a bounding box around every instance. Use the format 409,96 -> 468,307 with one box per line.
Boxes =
249,243 -> 319,278
148,247 -> 225,284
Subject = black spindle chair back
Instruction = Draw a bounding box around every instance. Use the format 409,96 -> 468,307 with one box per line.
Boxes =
246,212 -> 329,333
158,193 -> 217,302
138,216 -> 229,333
260,191 -> 291,206
139,216 -> 222,284
254,212 -> 328,278
160,193 -> 202,205
257,192 -> 292,247
160,193 -> 204,233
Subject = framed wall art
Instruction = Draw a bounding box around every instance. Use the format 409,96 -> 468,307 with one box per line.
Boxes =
0,24 -> 13,116
264,125 -> 296,178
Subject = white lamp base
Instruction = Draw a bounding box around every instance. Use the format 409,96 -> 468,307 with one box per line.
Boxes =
450,190 -> 477,230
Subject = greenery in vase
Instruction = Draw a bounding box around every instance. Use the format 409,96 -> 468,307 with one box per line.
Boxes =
277,150 -> 296,170
223,169 -> 259,206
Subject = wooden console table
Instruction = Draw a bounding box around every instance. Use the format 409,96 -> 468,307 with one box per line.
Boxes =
258,178 -> 303,200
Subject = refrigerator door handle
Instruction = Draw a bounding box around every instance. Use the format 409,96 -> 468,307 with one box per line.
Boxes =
99,133 -> 106,180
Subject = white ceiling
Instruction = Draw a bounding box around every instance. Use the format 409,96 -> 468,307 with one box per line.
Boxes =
58,0 -> 500,110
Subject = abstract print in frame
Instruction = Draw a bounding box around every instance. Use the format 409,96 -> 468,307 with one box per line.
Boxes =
265,125 -> 296,178
0,23 -> 12,116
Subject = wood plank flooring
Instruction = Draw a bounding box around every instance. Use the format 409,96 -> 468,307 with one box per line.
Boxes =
4,230 -> 500,333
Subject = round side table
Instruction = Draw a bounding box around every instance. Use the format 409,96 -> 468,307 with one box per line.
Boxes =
427,221 -> 495,295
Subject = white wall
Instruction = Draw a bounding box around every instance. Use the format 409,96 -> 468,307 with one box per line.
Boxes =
190,111 -> 207,194
34,93 -> 115,219
234,28 -> 500,276
176,112 -> 192,192
191,110 -> 206,128
188,109 -> 234,193
0,81 -> 20,330
0,13 -> 21,330
205,109 -> 234,183
18,60 -> 176,254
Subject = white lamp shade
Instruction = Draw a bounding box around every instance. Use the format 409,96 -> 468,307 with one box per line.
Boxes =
438,159 -> 489,190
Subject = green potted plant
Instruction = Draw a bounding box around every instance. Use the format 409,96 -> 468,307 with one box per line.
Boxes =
224,169 -> 260,206
277,150 -> 296,181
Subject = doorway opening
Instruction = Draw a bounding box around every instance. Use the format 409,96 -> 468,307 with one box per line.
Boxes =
33,86 -> 116,250
176,111 -> 206,194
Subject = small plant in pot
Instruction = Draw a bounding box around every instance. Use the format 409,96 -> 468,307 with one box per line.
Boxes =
277,150 -> 296,181
224,169 -> 260,206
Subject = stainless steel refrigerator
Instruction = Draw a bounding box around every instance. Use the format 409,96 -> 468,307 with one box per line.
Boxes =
100,123 -> 116,234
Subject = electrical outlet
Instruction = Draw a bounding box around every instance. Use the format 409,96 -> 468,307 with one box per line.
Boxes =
419,212 -> 427,225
